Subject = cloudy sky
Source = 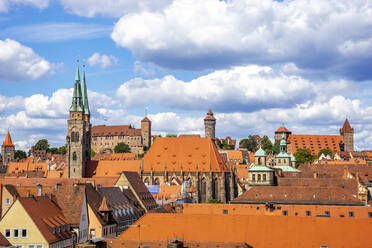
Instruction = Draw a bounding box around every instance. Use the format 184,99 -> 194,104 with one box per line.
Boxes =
0,0 -> 372,151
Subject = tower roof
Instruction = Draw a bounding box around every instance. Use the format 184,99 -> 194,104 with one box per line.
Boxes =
340,119 -> 354,133
2,131 -> 14,147
255,146 -> 266,157
275,126 -> 291,133
70,65 -> 84,112
81,69 -> 90,115
204,108 -> 216,120
141,117 -> 151,122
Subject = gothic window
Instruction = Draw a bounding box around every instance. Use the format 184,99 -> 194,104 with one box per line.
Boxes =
200,178 -> 207,203
71,132 -> 79,142
154,178 -> 160,185
212,178 -> 219,200
73,152 -> 77,161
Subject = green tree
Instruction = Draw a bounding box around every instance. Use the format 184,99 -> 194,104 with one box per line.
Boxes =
239,136 -> 257,152
221,141 -> 233,150
49,147 -> 59,154
91,149 -> 96,158
14,150 -> 27,159
273,140 -> 281,154
208,199 -> 222,204
318,148 -> 333,158
58,146 -> 66,154
32,139 -> 49,151
114,142 -> 131,153
166,134 -> 177,137
261,136 -> 273,154
294,148 -> 316,166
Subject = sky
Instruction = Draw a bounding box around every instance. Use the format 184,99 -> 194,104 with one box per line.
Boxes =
0,0 -> 372,151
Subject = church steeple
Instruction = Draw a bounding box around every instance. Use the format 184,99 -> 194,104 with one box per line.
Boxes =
69,65 -> 84,112
81,67 -> 90,116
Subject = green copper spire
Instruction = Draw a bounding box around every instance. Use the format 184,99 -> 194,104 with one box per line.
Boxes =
70,64 -> 84,112
81,67 -> 90,115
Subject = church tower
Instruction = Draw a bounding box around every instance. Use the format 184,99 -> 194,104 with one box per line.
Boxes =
1,131 -> 15,168
204,109 -> 216,139
340,118 -> 354,152
66,65 -> 91,178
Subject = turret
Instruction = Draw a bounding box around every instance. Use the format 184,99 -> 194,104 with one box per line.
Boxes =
340,119 -> 354,152
204,109 -> 216,139
141,117 -> 151,148
1,131 -> 15,168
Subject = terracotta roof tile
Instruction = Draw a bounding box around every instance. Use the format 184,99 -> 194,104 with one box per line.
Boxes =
92,125 -> 141,137
143,137 -> 229,173
88,160 -> 141,178
340,118 -> 354,133
288,134 -> 344,155
18,196 -> 72,243
275,126 -> 291,133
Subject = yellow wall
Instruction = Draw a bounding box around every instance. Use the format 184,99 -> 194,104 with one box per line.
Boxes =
1,187 -> 15,217
0,200 -> 49,248
87,204 -> 102,240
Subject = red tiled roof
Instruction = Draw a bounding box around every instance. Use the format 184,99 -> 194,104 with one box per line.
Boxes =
288,134 -> 344,155
0,232 -> 11,247
207,109 -> 213,115
92,125 -> 141,137
18,196 -> 72,244
2,131 -> 14,147
143,137 -> 230,172
275,126 -> 291,133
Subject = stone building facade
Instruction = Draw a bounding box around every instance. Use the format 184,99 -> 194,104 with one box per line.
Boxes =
91,117 -> 151,155
65,66 -> 91,178
140,136 -> 237,203
1,131 -> 15,170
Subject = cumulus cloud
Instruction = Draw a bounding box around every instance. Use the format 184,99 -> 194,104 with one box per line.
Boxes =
0,95 -> 24,114
87,53 -> 118,69
111,0 -> 372,79
60,0 -> 172,17
0,0 -> 49,12
116,65 -> 318,112
0,39 -> 55,81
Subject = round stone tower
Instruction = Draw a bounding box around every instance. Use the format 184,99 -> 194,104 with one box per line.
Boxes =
204,109 -> 216,139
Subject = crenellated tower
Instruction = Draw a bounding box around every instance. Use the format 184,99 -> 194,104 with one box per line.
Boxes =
66,65 -> 91,178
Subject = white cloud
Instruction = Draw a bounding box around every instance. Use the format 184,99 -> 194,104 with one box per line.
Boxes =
133,61 -> 156,76
60,0 -> 172,17
87,53 -> 118,69
0,0 -> 48,12
0,39 -> 55,81
116,65 -> 317,112
111,0 -> 372,79
3,23 -> 112,43
0,95 -> 24,114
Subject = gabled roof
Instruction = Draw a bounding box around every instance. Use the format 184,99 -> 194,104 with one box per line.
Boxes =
88,160 -> 141,177
18,196 -> 72,244
143,137 -> 230,173
99,196 -> 111,212
287,134 -> 344,155
2,131 -> 14,147
275,126 -> 291,133
340,118 -> 354,133
92,125 -> 141,137
0,232 -> 11,247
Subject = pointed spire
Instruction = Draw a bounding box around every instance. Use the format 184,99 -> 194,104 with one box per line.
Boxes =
2,131 -> 14,147
341,118 -> 353,133
70,62 -> 84,112
81,66 -> 90,115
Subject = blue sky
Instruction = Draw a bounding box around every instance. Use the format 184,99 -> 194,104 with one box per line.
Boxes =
0,0 -> 371,151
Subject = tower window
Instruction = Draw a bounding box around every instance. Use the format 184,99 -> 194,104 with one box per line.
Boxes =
73,152 -> 77,161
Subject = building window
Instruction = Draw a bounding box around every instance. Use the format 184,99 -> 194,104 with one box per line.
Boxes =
5,229 -> 10,238
36,245 -> 42,248
349,212 -> 354,218
325,211 -> 330,216
90,229 -> 95,237
29,245 -> 35,248
283,210 -> 288,216
73,152 -> 77,161
6,198 -> 10,206
13,229 -> 19,238
306,211 -> 311,216
263,174 -> 266,182
257,174 -> 261,182
252,174 -> 255,182
21,229 -> 27,238
223,210 -> 228,214
368,212 -> 372,218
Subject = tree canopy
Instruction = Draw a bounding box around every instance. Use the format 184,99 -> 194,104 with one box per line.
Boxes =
114,142 -> 131,153
15,150 -> 27,160
239,136 -> 257,152
272,140 -> 281,154
166,134 -> 177,137
32,139 -> 49,151
294,148 -> 316,166
261,136 -> 273,154
318,148 -> 333,158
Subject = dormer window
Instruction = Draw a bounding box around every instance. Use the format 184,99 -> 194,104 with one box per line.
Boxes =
52,228 -> 56,234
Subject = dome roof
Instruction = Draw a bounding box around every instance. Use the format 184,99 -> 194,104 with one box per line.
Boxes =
280,139 -> 286,146
254,147 -> 266,157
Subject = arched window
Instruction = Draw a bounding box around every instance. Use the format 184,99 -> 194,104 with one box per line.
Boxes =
144,178 -> 150,185
200,178 -> 207,203
263,174 -> 267,182
154,178 -> 160,185
73,152 -> 77,161
258,157 -> 262,165
71,132 -> 79,142
257,174 -> 261,182
212,178 -> 219,200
